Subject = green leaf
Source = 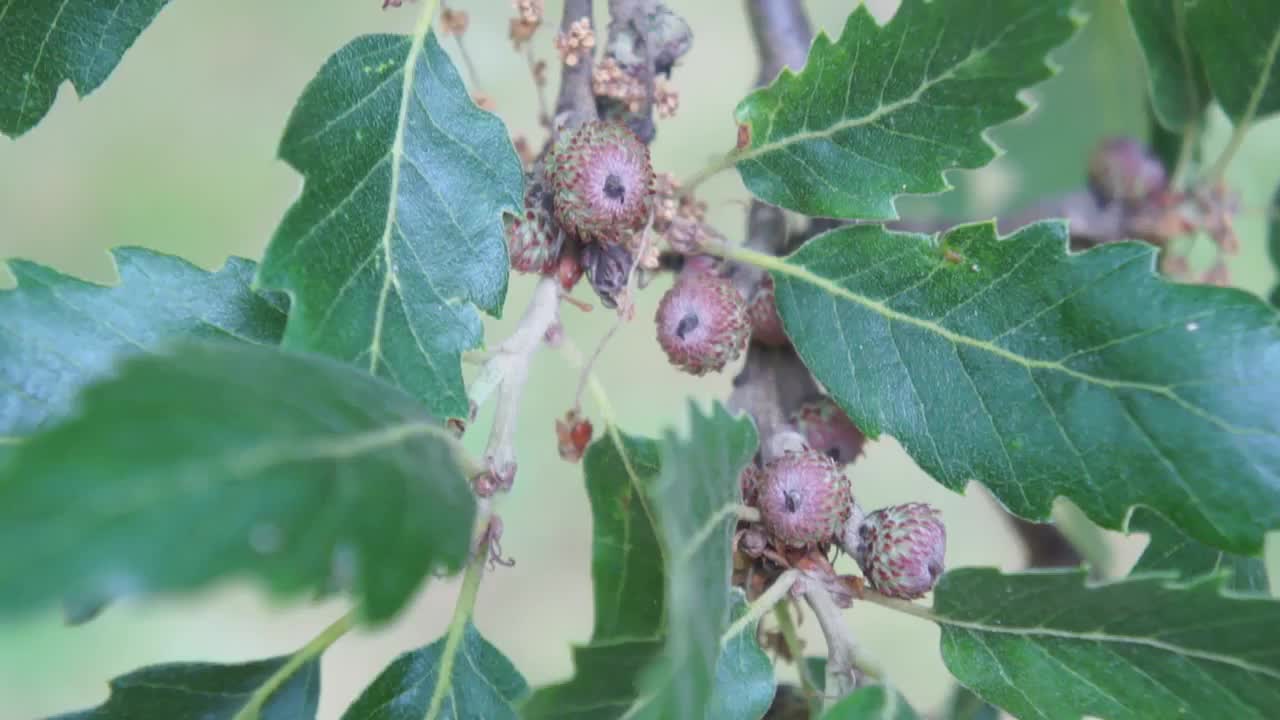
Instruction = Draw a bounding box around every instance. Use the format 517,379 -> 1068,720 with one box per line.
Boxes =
50,654 -> 318,720
1269,182 -> 1280,308
1130,509 -> 1269,593
710,591 -> 777,720
632,404 -> 759,719
769,221 -> 1280,553
1,248 -> 286,436
821,686 -> 919,720
927,568 -> 1280,720
0,0 -> 173,138
942,685 -> 999,720
521,432 -> 666,719
524,422 -> 770,720
341,622 -> 527,720
1126,0 -> 1209,131
0,341 -> 475,622
1184,0 -> 1280,124
257,31 -> 523,421
732,0 -> 1079,220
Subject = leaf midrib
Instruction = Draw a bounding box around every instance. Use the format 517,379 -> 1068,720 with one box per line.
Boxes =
765,245 -> 1277,439
1234,18 -> 1280,127
940,616 -> 1280,680
735,12 -> 1018,168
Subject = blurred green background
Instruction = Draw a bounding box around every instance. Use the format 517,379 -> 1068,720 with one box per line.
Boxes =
1,1 -> 1277,718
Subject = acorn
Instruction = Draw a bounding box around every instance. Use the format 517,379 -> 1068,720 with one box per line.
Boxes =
506,196 -> 561,274
547,120 -> 654,244
757,448 -> 851,547
655,274 -> 749,375
855,503 -> 946,599
790,397 -> 866,466
747,274 -> 788,347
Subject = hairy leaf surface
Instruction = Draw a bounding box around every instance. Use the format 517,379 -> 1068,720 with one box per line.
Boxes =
0,342 -> 475,622
733,0 -> 1078,219
1184,0 -> 1280,124
1126,0 -> 1209,130
50,654 -> 318,720
710,591 -> 776,720
1269,182 -> 1280,307
0,249 -> 286,437
932,568 -> 1280,720
522,432 -> 666,719
342,622 -> 526,720
258,31 -> 522,420
772,221 -> 1280,553
0,0 -> 173,138
1130,509 -> 1269,593
633,404 -> 759,719
525,413 -> 769,720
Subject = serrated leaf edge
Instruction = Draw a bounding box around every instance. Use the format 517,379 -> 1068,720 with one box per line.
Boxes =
900,569 -> 1280,682
733,0 -> 1083,219
769,221 -> 1272,439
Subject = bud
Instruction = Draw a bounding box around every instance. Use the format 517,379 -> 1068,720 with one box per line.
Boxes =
556,410 -> 593,463
1088,137 -> 1167,204
855,503 -> 945,599
757,449 -> 851,547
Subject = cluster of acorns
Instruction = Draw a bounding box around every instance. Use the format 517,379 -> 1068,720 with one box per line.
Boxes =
505,119 -> 657,306
738,398 -> 946,600
509,120 -> 945,599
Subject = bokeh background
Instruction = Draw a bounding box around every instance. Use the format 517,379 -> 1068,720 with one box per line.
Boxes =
2,1 -> 1277,717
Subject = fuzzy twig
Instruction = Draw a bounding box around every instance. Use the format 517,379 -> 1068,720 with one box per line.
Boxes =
471,276 -> 562,480
800,578 -> 863,708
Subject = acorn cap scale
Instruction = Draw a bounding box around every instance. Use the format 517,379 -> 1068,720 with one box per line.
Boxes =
757,449 -> 852,547
547,120 -> 654,244
855,502 -> 946,599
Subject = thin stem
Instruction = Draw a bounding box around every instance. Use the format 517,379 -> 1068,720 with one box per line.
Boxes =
525,45 -> 551,128
679,150 -> 740,199
1167,0 -> 1200,188
737,504 -> 761,523
775,599 -> 818,698
441,3 -> 484,94
232,610 -> 357,720
424,529 -> 489,720
1205,22 -> 1280,180
721,570 -> 800,647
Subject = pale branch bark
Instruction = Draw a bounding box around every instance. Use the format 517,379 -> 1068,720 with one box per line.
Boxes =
555,0 -> 598,123
801,577 -> 863,707
471,276 -> 562,488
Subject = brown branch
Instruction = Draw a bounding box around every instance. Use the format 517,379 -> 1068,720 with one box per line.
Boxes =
555,0 -> 598,124
729,0 -> 818,443
746,0 -> 814,86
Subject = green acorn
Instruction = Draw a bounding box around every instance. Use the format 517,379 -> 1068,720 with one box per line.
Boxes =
547,120 -> 654,244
